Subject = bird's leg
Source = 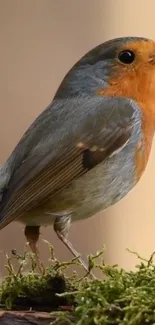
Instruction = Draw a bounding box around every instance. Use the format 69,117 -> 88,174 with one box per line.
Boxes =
24,225 -> 43,273
53,215 -> 95,278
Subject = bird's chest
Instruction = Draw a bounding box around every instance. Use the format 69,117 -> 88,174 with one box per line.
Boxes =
133,99 -> 155,184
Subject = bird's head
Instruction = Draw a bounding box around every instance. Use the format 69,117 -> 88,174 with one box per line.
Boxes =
55,36 -> 155,107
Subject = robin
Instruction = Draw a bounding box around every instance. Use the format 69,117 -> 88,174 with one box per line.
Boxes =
0,36 -> 155,273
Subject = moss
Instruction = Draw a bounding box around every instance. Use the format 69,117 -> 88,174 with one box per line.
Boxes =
1,245 -> 155,324
0,242 -> 80,311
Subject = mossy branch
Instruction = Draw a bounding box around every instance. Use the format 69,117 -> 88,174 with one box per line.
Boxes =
1,243 -> 155,324
0,310 -> 74,325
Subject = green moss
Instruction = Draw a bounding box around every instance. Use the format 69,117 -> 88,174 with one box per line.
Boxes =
0,242 -> 81,311
1,245 -> 155,324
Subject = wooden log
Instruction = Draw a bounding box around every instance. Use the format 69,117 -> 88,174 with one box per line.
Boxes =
0,310 -> 74,325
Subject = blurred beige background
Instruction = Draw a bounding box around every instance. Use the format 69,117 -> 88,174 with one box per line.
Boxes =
0,0 -> 155,278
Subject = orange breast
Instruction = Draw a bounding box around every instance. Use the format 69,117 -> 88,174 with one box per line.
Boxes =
135,100 -> 155,181
98,83 -> 155,182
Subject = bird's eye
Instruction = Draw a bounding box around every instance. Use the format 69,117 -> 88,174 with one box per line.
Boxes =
118,50 -> 135,64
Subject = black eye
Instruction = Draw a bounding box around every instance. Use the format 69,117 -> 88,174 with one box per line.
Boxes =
118,50 -> 135,64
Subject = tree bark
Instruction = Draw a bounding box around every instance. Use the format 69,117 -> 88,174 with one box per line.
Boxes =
0,311 -> 74,325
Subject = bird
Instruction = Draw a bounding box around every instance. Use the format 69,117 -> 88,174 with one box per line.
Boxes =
0,36 -> 155,273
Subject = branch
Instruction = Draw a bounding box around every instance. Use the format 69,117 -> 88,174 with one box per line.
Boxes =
0,311 -> 74,325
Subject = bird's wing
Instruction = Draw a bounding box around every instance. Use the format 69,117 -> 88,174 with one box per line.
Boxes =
0,96 -> 141,228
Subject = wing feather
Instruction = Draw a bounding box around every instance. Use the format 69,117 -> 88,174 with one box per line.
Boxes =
0,96 -> 140,228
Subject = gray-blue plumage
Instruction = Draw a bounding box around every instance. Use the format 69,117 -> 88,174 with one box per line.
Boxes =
0,36 -> 149,232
